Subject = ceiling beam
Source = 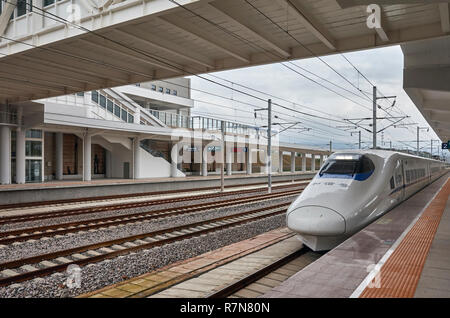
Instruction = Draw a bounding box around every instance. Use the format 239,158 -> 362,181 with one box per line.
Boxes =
78,38 -> 183,75
423,99 -> 450,112
439,3 -> 450,33
0,76 -> 66,94
430,112 -> 450,123
7,57 -> 108,88
273,0 -> 336,50
113,29 -> 216,69
208,2 -> 291,58
157,16 -> 250,63
0,66 -> 86,92
25,50 -> 131,84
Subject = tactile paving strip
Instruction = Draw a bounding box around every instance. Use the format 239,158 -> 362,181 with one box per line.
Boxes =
360,178 -> 450,298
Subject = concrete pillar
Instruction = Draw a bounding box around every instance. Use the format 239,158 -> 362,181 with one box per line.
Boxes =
83,134 -> 92,181
55,132 -> 63,181
311,154 -> 316,172
320,154 -> 324,168
301,153 -> 306,172
246,148 -> 252,174
202,145 -> 208,177
0,126 -> 11,185
15,129 -> 26,184
226,147 -> 232,176
290,152 -> 295,173
133,138 -> 141,179
171,143 -> 179,178
105,150 -> 112,178
278,151 -> 283,173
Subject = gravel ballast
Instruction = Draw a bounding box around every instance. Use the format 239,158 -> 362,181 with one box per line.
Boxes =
0,193 -> 296,263
0,214 -> 286,298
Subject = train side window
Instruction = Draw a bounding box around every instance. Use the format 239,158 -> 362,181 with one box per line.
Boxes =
390,176 -> 395,189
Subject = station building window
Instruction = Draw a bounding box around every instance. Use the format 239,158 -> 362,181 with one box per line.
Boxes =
22,129 -> 44,183
17,0 -> 28,17
114,104 -> 120,117
107,99 -> 114,113
44,0 -> 55,6
166,88 -> 171,94
26,140 -> 42,157
128,114 -> 134,123
76,92 -> 84,97
121,109 -> 127,121
26,129 -> 42,139
99,94 -> 106,108
158,87 -> 163,92
173,90 -> 177,96
91,91 -> 99,103
26,160 -> 42,183
151,85 -> 156,91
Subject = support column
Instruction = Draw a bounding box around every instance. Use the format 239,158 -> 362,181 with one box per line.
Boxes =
301,153 -> 306,172
171,143 -> 179,178
290,151 -> 295,173
202,145 -> 208,177
55,132 -> 63,181
226,147 -> 232,176
311,154 -> 316,172
83,134 -> 92,181
0,126 -> 11,185
278,151 -> 283,173
16,129 -> 26,184
133,137 -> 141,179
320,154 -> 324,168
246,148 -> 252,175
105,150 -> 112,178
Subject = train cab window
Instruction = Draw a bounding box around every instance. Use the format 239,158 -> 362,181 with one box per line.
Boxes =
318,154 -> 375,181
390,176 -> 395,190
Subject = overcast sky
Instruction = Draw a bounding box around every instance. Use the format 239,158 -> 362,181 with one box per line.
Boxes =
188,45 -> 444,157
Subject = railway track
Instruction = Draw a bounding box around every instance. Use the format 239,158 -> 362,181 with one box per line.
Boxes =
0,178 -> 310,210
207,248 -> 321,298
0,188 -> 305,245
0,181 -> 308,224
0,202 -> 291,287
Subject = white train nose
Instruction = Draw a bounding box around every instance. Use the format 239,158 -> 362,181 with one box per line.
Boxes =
287,206 -> 346,236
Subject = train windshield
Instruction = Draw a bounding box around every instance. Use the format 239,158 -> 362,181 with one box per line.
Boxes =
319,155 -> 375,180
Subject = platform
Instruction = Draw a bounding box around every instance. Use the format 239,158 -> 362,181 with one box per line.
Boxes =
0,172 -> 314,206
264,173 -> 450,298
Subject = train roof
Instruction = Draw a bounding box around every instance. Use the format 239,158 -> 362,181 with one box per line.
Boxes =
331,149 -> 444,163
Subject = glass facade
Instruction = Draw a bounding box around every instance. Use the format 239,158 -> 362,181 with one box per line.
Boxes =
26,160 -> 42,183
26,130 -> 43,183
26,140 -> 42,157
107,100 -> 114,113
26,129 -> 42,139
91,91 -> 99,103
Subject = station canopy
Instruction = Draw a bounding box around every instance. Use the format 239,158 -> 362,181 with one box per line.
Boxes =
0,0 -> 450,103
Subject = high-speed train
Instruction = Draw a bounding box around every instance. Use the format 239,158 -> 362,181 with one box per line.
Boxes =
287,150 -> 448,251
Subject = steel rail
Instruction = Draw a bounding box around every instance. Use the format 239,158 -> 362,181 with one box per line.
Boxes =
206,248 -> 310,298
0,206 -> 289,286
0,178 -> 310,210
0,182 -> 307,224
0,188 -> 304,244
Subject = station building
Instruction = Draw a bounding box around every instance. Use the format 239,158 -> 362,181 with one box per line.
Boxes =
0,78 -> 330,185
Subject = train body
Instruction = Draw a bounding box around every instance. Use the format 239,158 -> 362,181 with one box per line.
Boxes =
286,150 -> 448,251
